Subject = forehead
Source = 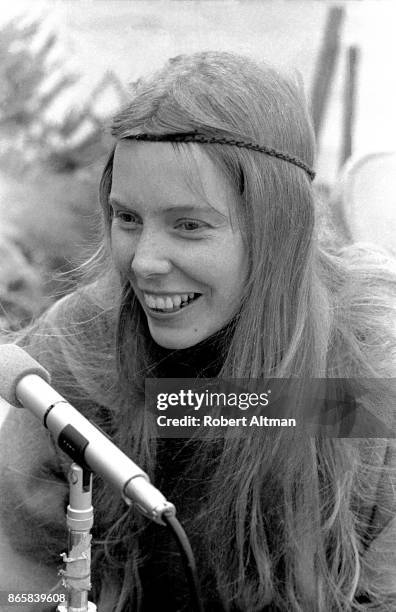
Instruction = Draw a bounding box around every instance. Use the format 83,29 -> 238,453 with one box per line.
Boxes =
110,141 -> 238,214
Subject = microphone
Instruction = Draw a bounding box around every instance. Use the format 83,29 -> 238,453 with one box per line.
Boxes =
0,344 -> 176,525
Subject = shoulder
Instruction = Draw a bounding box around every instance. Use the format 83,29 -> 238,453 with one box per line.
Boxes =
356,437 -> 396,548
13,277 -> 118,370
358,438 -> 396,597
40,277 -> 118,332
0,276 -> 122,419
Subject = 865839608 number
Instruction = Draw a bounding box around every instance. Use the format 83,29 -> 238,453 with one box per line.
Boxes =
0,592 -> 66,605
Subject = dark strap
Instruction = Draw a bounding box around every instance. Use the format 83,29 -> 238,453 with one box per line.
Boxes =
125,132 -> 316,180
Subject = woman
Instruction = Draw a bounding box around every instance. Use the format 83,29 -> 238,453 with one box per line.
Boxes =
0,51 -> 395,611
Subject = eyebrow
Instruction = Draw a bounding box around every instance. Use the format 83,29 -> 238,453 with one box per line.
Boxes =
108,197 -> 226,216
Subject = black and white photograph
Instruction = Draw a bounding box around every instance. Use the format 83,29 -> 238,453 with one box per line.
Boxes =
0,1 -> 395,610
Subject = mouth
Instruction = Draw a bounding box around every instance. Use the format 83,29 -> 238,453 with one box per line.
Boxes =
142,291 -> 203,314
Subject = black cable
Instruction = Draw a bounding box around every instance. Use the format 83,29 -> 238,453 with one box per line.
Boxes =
162,513 -> 204,612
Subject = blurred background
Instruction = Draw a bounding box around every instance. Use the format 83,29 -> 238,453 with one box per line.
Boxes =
0,1 -> 395,420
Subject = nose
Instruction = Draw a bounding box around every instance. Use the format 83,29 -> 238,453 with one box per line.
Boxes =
130,229 -> 172,278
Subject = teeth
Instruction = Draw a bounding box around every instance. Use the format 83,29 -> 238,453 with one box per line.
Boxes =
146,295 -> 157,309
143,292 -> 199,311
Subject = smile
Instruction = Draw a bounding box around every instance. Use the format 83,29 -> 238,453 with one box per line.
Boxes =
142,292 -> 202,314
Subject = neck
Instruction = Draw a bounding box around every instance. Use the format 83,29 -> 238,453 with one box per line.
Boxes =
150,323 -> 234,378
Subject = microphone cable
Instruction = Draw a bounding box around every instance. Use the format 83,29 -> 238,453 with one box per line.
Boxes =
161,512 -> 204,612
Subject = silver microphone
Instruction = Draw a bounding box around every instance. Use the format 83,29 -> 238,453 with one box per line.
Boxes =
0,344 -> 176,525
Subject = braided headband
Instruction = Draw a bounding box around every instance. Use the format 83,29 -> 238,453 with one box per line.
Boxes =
125,132 -> 315,181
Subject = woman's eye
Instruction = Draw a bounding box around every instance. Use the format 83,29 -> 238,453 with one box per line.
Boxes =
113,211 -> 140,226
175,220 -> 209,231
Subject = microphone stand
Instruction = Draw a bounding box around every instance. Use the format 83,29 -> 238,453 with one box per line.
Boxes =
57,463 -> 97,612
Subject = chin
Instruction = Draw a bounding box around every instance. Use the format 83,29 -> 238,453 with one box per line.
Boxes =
149,328 -> 208,350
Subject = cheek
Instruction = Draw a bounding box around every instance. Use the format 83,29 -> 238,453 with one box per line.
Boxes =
202,251 -> 246,306
110,228 -> 134,274
215,243 -> 247,298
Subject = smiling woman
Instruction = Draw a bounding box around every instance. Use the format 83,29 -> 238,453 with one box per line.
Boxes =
0,51 -> 396,612
109,141 -> 246,348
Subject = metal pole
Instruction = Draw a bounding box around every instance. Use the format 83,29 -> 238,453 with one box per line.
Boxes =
310,6 -> 345,141
340,45 -> 360,168
57,463 -> 97,612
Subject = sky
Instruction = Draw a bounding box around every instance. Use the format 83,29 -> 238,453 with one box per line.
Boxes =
1,0 -> 395,182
